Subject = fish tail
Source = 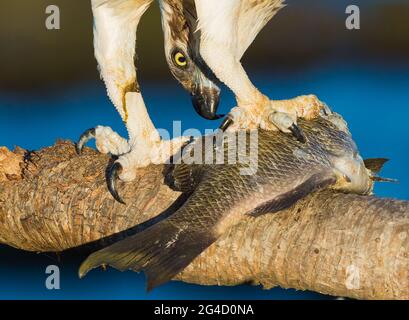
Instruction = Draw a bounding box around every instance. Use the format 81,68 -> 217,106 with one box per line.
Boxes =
79,219 -> 216,291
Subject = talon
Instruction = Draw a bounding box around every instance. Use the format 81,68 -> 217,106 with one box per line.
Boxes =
289,124 -> 306,143
219,116 -> 234,132
320,103 -> 332,117
106,162 -> 126,204
76,128 -> 96,155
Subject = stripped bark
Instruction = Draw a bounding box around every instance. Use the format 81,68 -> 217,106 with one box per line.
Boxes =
0,141 -> 408,300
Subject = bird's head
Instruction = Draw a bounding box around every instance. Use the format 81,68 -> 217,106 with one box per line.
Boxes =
160,1 -> 222,120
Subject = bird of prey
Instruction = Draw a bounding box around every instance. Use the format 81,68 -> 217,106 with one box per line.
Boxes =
77,0 -> 327,203
76,0 -> 223,202
89,0 -> 221,121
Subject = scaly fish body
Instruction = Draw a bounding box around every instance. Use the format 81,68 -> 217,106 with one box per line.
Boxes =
79,113 -> 379,290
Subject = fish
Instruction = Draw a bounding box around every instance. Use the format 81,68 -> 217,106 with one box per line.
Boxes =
79,112 -> 389,291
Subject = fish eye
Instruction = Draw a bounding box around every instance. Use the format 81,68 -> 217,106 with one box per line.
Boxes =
174,51 -> 187,67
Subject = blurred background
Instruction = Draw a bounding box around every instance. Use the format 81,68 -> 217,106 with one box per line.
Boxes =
0,0 -> 408,299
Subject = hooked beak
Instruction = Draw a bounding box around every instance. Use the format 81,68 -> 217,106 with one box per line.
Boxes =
191,74 -> 222,120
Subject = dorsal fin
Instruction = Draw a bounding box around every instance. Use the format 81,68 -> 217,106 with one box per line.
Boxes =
364,158 -> 389,174
364,158 -> 398,183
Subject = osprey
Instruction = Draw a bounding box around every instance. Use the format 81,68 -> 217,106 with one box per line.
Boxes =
78,0 -> 327,203
90,0 -> 221,120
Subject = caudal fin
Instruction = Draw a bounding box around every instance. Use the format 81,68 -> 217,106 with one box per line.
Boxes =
79,220 -> 216,291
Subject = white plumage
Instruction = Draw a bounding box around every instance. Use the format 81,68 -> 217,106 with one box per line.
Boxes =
91,0 -> 287,125
79,0 -> 327,202
91,0 -> 152,119
196,0 -> 284,127
195,0 -> 325,133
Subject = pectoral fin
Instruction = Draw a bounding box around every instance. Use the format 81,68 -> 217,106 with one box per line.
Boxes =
249,172 -> 337,217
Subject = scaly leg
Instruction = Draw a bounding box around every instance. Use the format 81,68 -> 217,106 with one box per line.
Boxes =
85,93 -> 190,204
195,0 -> 326,138
77,1 -> 191,203
76,126 -> 130,156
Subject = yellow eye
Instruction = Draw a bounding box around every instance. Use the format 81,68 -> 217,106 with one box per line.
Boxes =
174,52 -> 187,67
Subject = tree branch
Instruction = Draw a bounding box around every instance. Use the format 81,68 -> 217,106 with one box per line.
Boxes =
0,141 -> 408,300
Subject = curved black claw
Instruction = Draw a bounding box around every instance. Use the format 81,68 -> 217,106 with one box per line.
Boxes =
106,162 -> 126,205
289,124 -> 307,144
76,128 -> 96,155
219,116 -> 234,132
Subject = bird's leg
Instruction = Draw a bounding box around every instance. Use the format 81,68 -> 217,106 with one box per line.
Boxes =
75,82 -> 139,157
224,95 -> 329,137
196,0 -> 325,137
77,0 -> 150,156
76,126 -> 130,156
75,83 -> 137,157
78,0 -> 190,203
199,35 -> 302,135
267,95 -> 330,142
105,92 -> 190,203
77,92 -> 190,204
114,92 -> 190,181
270,95 -> 329,121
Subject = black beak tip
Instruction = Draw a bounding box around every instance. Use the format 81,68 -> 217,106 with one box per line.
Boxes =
191,91 -> 222,120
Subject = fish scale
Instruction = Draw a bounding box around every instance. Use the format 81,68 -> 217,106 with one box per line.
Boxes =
79,113 -> 379,291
